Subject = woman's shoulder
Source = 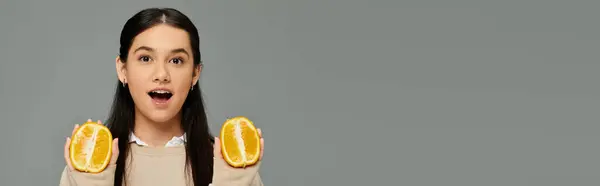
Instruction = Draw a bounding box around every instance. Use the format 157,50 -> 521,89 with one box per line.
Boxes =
59,165 -> 116,186
212,156 -> 263,186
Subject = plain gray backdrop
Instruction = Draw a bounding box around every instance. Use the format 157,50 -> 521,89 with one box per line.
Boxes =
1,0 -> 599,185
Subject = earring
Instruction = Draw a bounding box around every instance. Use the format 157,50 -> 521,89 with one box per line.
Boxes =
191,85 -> 194,91
122,79 -> 127,87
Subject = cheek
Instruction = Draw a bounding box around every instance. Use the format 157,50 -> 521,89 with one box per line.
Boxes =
174,75 -> 194,93
125,71 -> 150,96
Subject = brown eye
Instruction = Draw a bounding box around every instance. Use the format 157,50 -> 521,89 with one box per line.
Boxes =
171,58 -> 183,64
139,56 -> 151,62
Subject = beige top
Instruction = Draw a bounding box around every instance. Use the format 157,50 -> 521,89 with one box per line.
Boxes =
59,144 -> 263,186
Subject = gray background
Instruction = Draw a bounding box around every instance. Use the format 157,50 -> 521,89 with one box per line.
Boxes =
1,0 -> 598,185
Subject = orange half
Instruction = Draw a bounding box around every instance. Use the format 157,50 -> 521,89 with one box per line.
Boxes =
69,121 -> 112,173
220,116 -> 261,168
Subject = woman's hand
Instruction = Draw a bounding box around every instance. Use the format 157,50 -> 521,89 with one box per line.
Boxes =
212,128 -> 265,185
63,119 -> 120,172
60,119 -> 119,186
213,128 -> 264,166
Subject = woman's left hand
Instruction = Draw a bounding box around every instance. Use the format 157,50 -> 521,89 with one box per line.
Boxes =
212,129 -> 265,186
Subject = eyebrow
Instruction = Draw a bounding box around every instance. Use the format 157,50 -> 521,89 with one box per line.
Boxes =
133,46 -> 190,57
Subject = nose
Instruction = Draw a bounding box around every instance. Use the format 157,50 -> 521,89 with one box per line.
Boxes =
152,63 -> 170,83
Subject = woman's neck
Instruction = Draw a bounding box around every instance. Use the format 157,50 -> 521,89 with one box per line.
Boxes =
133,112 -> 184,147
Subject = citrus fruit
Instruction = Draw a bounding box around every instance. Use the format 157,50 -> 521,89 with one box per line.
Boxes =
220,116 -> 261,168
69,121 -> 113,173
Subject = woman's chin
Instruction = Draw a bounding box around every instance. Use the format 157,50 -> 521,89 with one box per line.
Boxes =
140,110 -> 180,124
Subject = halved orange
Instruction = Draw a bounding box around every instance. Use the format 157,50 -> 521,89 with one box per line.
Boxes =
220,116 -> 261,168
69,121 -> 113,173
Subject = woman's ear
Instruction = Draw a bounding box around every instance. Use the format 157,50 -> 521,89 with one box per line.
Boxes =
192,63 -> 202,86
116,56 -> 127,84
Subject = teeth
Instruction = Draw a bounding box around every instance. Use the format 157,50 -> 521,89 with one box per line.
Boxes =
151,90 -> 171,94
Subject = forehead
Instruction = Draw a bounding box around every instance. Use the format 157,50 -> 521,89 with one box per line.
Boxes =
129,24 -> 192,53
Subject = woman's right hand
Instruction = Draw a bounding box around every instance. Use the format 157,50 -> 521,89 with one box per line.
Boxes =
63,119 -> 120,172
60,119 -> 119,186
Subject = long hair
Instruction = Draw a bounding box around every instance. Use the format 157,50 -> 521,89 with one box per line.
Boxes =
105,8 -> 214,186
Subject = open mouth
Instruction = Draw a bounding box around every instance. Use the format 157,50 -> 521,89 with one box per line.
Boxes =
148,90 -> 173,103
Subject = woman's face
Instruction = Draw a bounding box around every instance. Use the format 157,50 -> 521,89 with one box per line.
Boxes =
116,24 -> 200,124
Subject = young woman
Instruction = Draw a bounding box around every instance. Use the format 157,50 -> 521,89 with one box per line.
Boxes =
59,8 -> 264,186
